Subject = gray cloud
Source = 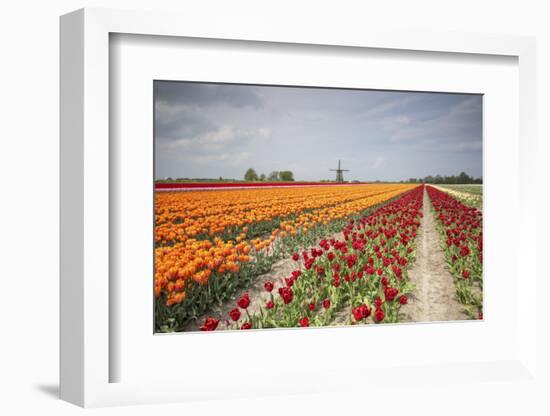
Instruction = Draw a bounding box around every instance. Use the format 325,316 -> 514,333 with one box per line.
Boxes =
155,102 -> 216,142
154,82 -> 482,181
155,81 -> 263,108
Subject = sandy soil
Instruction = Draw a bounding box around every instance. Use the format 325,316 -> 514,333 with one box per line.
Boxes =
401,188 -> 467,322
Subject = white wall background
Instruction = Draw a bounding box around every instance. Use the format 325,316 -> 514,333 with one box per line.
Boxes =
0,0 -> 548,414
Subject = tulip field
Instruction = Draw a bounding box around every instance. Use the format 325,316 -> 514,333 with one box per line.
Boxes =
154,182 -> 483,332
427,186 -> 483,319
433,184 -> 483,209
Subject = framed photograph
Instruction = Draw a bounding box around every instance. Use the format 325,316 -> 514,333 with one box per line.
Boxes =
60,8 -> 538,407
152,81 -> 483,334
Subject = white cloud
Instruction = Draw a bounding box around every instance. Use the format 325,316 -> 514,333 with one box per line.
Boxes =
372,156 -> 387,169
257,127 -> 271,138
451,141 -> 482,152
358,95 -> 421,119
389,126 -> 428,141
381,115 -> 411,126
160,125 -> 272,152
155,101 -> 197,122
193,151 -> 251,165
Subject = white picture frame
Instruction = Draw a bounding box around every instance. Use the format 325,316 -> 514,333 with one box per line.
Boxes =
60,7 -> 538,407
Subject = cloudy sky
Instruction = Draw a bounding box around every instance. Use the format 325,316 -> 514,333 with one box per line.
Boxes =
154,81 -> 482,181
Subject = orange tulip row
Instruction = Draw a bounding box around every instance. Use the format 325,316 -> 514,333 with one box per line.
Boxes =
155,184 -> 411,245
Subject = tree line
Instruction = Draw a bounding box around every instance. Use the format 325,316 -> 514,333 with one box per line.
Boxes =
244,168 -> 294,182
159,170 -> 480,184
403,171 -> 482,184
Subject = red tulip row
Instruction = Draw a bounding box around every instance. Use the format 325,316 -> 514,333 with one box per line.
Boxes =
155,181 -> 364,191
426,186 -> 483,319
200,185 -> 424,331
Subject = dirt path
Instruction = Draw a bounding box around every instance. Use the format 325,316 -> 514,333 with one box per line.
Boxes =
401,188 -> 467,322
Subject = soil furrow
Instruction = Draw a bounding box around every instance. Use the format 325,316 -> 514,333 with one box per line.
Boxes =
401,188 -> 467,322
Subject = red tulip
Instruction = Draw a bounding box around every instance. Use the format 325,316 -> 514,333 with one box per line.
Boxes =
237,293 -> 250,309
278,287 -> 294,304
200,317 -> 219,331
352,306 -> 363,321
264,281 -> 274,292
374,308 -> 385,322
384,286 -> 399,302
229,308 -> 241,321
298,317 -> 309,327
352,304 -> 371,321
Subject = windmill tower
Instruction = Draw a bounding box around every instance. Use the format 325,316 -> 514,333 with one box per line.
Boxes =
330,160 -> 349,183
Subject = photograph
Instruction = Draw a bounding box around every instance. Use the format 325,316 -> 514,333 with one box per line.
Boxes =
153,81 -> 483,333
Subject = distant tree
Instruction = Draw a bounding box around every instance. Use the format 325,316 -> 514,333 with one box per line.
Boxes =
458,171 -> 470,184
268,171 -> 279,181
219,176 -> 223,181
404,172 -> 481,184
279,171 -> 294,181
244,168 -> 259,181
166,177 -> 173,181
259,173 -> 266,181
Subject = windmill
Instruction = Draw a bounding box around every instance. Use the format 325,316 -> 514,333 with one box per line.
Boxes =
330,160 -> 349,183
